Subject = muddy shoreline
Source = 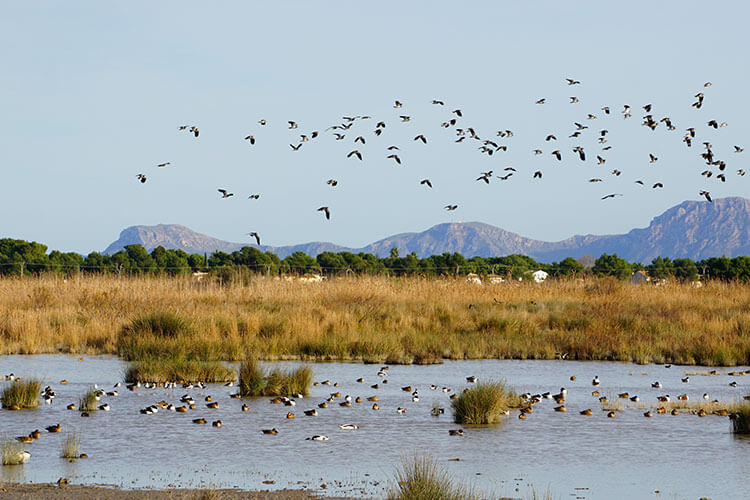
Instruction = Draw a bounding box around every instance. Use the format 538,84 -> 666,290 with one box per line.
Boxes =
0,483 -> 364,500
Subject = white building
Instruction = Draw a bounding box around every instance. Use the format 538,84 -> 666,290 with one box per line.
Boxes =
531,270 -> 549,283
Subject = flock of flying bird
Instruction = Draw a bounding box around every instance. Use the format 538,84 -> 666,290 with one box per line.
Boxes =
135,79 -> 744,245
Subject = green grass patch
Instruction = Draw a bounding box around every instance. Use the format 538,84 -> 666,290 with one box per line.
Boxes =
1,379 -> 41,409
238,357 -> 312,397
451,380 -> 523,424
125,358 -> 235,384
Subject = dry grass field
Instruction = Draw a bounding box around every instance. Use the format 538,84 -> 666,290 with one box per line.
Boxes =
1,274 -> 749,366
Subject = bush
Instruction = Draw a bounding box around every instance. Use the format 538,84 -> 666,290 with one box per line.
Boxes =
451,380 -> 522,424
1,379 -> 41,409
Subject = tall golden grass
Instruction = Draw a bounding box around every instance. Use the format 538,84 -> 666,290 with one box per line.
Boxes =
1,274 -> 749,365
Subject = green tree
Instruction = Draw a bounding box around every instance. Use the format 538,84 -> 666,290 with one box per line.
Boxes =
592,253 -> 632,280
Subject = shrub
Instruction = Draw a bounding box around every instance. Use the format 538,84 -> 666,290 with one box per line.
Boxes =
451,380 -> 522,424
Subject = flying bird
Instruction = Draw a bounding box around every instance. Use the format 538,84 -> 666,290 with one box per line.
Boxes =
536,98 -> 546,104
649,154 -> 658,163
444,204 -> 458,211
258,119 -> 267,125
420,179 -> 432,188
387,154 -> 401,164
189,126 -> 199,137
354,136 -> 366,144
387,145 -> 399,150
652,183 -> 664,189
551,150 -> 561,161
699,190 -> 712,202
327,179 -> 338,186
288,121 -> 298,129
432,100 -> 444,105
601,193 -> 623,200
348,150 -> 363,160
570,96 -> 579,103
157,162 -> 170,168
317,206 -> 331,220
218,189 -> 233,198
566,78 -> 581,85
573,146 -> 586,161
414,134 -> 427,144
248,232 -> 261,245
452,109 -> 462,117
734,146 -> 744,153
545,135 -> 557,141
136,174 -> 147,184
533,171 -> 542,179
394,100 -> 403,108
248,194 -> 260,199
244,135 -> 255,144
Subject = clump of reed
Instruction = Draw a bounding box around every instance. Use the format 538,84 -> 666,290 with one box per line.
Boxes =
124,358 -> 235,384
730,403 -> 750,434
60,431 -> 81,459
1,379 -> 41,409
193,490 -> 223,500
78,387 -> 99,412
451,380 -> 522,424
238,357 -> 312,397
386,454 -> 481,500
1,437 -> 27,465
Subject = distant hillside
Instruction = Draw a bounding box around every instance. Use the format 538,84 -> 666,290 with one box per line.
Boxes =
104,197 -> 750,262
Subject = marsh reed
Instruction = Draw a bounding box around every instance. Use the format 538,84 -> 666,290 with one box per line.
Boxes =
238,357 -> 312,397
0,274 -> 749,365
387,454 -> 481,500
451,381 -> 522,424
1,379 -> 41,409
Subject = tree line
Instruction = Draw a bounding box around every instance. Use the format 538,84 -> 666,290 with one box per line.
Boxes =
1,238 -> 749,281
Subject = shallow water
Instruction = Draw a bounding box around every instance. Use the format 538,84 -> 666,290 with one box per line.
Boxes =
0,356 -> 748,499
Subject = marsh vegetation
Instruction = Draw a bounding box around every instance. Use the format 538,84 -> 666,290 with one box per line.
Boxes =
451,381 -> 523,424
1,379 -> 41,409
1,275 -> 750,366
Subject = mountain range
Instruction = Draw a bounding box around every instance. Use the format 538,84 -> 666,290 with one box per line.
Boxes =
103,197 -> 750,263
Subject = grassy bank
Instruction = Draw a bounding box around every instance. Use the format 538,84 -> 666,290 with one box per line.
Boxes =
1,274 -> 750,365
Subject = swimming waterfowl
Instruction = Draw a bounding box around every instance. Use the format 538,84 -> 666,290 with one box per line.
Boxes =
307,435 -> 329,441
396,407 -> 407,414
657,395 -> 671,402
372,403 -> 380,410
466,376 -> 477,383
599,396 -> 608,403
176,405 -> 188,413
286,412 -> 295,419
580,409 -> 593,415
656,407 -> 666,414
304,409 -> 318,416
592,376 -> 600,386
677,394 -> 688,401
212,420 -> 222,427
356,378 -> 365,383
630,396 -> 640,402
618,393 -> 629,399
339,401 -> 351,407
318,402 -> 328,408
339,424 -> 358,430
644,411 -> 653,418
46,424 -> 61,433
652,382 -> 662,388
518,413 -> 526,419
16,436 -> 33,443
671,409 -> 679,415
697,409 -> 707,417
448,429 -> 464,436
607,412 -> 616,418
67,404 -> 75,410
262,428 -> 279,435
554,405 -> 566,412
401,386 -> 413,392
729,381 -> 738,387
193,418 -> 207,424
206,402 -> 219,409
591,390 -> 600,397
98,403 -> 110,411
682,377 -> 689,383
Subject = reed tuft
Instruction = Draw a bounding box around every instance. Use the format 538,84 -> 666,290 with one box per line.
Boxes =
386,454 -> 481,500
1,379 -> 41,409
451,380 -> 522,424
60,431 -> 81,459
239,356 -> 312,397
1,437 -> 27,466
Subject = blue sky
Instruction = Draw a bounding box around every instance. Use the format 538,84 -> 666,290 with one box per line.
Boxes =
1,2 -> 748,253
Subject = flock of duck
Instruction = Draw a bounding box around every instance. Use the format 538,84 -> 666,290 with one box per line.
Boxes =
5,361 -> 749,467
132,79 -> 744,244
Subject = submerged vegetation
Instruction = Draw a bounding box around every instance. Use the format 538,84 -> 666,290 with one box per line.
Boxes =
0,274 -> 750,366
1,379 -> 41,409
451,381 -> 523,424
238,357 -> 312,397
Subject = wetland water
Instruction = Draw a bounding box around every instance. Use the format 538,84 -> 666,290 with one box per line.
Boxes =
0,356 -> 749,499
